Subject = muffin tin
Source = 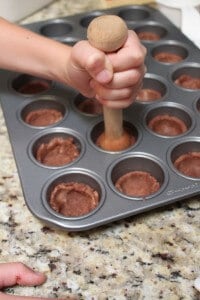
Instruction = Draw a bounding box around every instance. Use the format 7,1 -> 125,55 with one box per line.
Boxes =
0,5 -> 200,231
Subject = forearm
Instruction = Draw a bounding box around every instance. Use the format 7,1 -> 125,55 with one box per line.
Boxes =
0,17 -> 71,84
0,18 -> 146,106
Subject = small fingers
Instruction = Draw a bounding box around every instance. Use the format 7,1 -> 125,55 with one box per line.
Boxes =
90,63 -> 145,107
94,85 -> 134,102
72,40 -> 113,84
0,262 -> 46,289
85,52 -> 113,84
108,30 -> 147,72
106,64 -> 146,89
94,80 -> 142,108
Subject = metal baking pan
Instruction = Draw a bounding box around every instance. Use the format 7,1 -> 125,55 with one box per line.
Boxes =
0,5 -> 200,231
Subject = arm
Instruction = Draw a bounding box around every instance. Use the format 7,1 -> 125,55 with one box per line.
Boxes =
0,17 -> 71,84
0,17 -> 146,107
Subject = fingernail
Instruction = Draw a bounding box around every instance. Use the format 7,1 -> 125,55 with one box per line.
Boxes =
96,69 -> 112,83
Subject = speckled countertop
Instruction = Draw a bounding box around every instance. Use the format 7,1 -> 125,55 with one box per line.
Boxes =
0,0 -> 200,299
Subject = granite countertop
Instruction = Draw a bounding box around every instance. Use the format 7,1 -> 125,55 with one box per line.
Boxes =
0,0 -> 200,299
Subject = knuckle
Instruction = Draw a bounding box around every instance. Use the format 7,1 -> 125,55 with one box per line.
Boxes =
129,69 -> 142,85
14,262 -> 26,271
123,88 -> 133,99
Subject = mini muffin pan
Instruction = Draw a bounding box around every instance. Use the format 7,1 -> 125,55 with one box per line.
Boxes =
0,5 -> 200,231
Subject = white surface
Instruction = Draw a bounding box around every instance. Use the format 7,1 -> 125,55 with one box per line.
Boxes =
156,0 -> 200,48
0,0 -> 54,22
156,0 -> 200,8
194,277 -> 200,292
181,6 -> 200,48
155,3 -> 181,28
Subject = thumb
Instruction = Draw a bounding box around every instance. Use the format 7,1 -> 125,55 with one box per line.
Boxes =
86,51 -> 113,84
0,262 -> 46,288
72,40 -> 113,84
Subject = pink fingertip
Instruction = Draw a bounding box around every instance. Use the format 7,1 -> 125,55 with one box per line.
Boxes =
96,69 -> 112,84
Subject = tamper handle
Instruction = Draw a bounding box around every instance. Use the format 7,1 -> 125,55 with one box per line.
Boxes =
103,106 -> 123,139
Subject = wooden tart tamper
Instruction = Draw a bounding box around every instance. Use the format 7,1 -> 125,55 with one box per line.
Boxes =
87,15 -> 132,151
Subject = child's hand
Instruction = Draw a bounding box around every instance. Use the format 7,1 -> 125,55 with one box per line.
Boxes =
0,262 -> 74,300
67,30 -> 146,108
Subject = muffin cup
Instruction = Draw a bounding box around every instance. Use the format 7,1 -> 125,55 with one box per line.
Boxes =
144,102 -> 194,137
169,138 -> 200,179
118,5 -> 150,22
195,97 -> 200,113
28,128 -> 85,169
11,74 -> 52,95
89,120 -> 139,153
19,95 -> 67,128
73,94 -> 103,116
108,153 -> 168,200
80,11 -> 105,28
151,40 -> 188,64
136,73 -> 168,103
171,63 -> 200,91
134,21 -> 168,42
42,169 -> 105,220
40,20 -> 73,37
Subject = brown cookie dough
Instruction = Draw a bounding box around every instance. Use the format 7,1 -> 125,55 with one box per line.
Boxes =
148,114 -> 187,136
36,137 -> 79,166
174,152 -> 200,178
115,171 -> 160,197
174,74 -> 200,90
18,79 -> 50,94
136,88 -> 162,102
50,182 -> 99,217
154,52 -> 183,63
78,98 -> 103,115
25,108 -> 63,126
137,31 -> 160,41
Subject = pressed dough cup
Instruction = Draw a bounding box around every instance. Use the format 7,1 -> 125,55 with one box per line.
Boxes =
136,88 -> 162,102
25,108 -> 63,126
148,114 -> 187,136
174,74 -> 200,89
36,137 -> 80,167
115,170 -> 160,197
174,152 -> 200,178
137,31 -> 160,41
154,52 -> 183,63
49,182 -> 99,217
